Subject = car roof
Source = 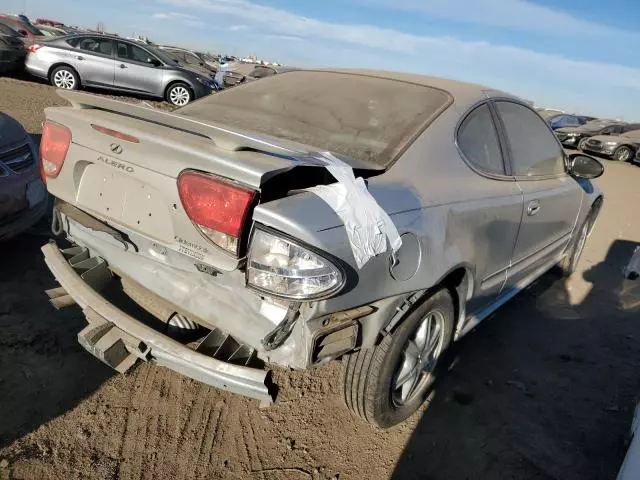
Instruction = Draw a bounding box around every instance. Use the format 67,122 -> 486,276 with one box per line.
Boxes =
306,68 -> 519,105
158,46 -> 199,54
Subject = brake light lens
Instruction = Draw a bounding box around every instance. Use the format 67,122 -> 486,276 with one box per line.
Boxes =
177,171 -> 256,255
90,124 -> 140,143
40,121 -> 71,181
28,44 -> 42,53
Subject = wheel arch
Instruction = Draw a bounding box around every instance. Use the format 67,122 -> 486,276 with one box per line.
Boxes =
163,79 -> 195,100
48,63 -> 81,84
615,144 -> 637,157
360,264 -> 475,348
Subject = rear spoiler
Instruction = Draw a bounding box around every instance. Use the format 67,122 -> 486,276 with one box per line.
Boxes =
55,89 -> 308,155
54,90 -> 382,172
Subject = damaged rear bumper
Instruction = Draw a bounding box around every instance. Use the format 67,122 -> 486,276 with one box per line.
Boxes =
41,241 -> 275,405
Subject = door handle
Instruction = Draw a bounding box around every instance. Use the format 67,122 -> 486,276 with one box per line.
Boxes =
76,56 -> 84,60
119,64 -> 127,69
527,200 -> 541,216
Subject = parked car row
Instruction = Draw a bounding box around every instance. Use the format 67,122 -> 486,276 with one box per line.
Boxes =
555,119 -> 640,163
1,12 -> 293,106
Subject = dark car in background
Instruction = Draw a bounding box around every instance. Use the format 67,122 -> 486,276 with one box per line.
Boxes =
0,21 -> 27,73
0,113 -> 47,241
158,46 -> 214,72
582,127 -> 640,162
555,120 -> 630,150
540,111 -> 594,130
0,15 -> 45,47
157,45 -> 216,79
25,34 -> 214,106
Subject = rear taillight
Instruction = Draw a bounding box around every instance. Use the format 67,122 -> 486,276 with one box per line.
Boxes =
28,44 -> 42,53
40,121 -> 71,182
177,171 -> 256,255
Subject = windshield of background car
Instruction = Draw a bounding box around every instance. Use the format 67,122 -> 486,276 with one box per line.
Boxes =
20,21 -> 42,35
583,121 -> 616,131
178,71 -> 452,167
0,23 -> 19,36
622,129 -> 640,139
145,45 -> 177,65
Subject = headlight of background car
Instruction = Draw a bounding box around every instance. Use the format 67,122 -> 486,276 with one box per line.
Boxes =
567,133 -> 580,137
604,141 -> 618,146
247,229 -> 343,299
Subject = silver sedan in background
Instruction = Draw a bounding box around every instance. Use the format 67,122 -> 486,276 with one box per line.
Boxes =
25,34 -> 214,106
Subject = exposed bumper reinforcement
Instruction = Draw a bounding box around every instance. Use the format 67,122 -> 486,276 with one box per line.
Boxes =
41,241 -> 275,405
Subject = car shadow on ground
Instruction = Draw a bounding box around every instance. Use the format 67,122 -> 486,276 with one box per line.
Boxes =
392,239 -> 640,480
0,233 -> 113,448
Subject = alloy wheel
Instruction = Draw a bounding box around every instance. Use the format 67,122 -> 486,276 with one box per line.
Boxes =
53,70 -> 75,89
392,310 -> 445,406
169,86 -> 191,106
616,147 -> 631,162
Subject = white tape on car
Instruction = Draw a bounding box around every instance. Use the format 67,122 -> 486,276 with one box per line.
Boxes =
307,152 -> 402,269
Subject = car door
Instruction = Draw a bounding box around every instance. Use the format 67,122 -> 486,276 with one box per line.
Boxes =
495,101 -> 583,287
72,37 -> 115,87
114,41 -> 164,96
456,103 -> 524,315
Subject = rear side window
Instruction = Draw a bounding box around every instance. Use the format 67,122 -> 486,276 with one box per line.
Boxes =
77,37 -> 112,56
496,101 -> 565,177
457,104 -> 504,175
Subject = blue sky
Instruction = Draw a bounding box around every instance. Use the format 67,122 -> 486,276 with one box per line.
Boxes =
6,0 -> 640,119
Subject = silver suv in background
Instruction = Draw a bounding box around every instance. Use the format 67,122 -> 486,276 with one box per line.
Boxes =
25,34 -> 214,106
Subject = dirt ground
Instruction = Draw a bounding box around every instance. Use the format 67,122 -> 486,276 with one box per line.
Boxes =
1,75 -> 639,480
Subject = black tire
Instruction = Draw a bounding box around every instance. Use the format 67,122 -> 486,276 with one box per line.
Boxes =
341,289 -> 455,428
577,138 -> 589,151
50,65 -> 80,90
557,199 -> 601,277
613,145 -> 633,162
165,82 -> 193,107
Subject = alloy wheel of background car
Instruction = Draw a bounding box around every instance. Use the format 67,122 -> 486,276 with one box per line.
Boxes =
578,138 -> 589,151
614,146 -> 633,162
167,84 -> 192,106
341,288 -> 454,428
51,67 -> 78,90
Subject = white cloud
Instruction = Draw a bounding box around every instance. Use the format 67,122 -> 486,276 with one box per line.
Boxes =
365,0 -> 635,38
152,12 -> 198,21
155,0 -> 640,118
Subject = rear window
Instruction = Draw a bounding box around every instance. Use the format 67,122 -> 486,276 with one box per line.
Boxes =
178,71 -> 451,167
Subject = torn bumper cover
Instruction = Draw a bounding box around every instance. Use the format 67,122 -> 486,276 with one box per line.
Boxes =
41,241 -> 275,405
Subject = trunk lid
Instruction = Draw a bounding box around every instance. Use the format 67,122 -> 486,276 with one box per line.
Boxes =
43,90 -> 381,272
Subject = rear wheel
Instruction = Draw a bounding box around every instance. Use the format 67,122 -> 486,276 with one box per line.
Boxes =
166,83 -> 193,107
613,145 -> 633,162
341,289 -> 455,428
50,66 -> 79,90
